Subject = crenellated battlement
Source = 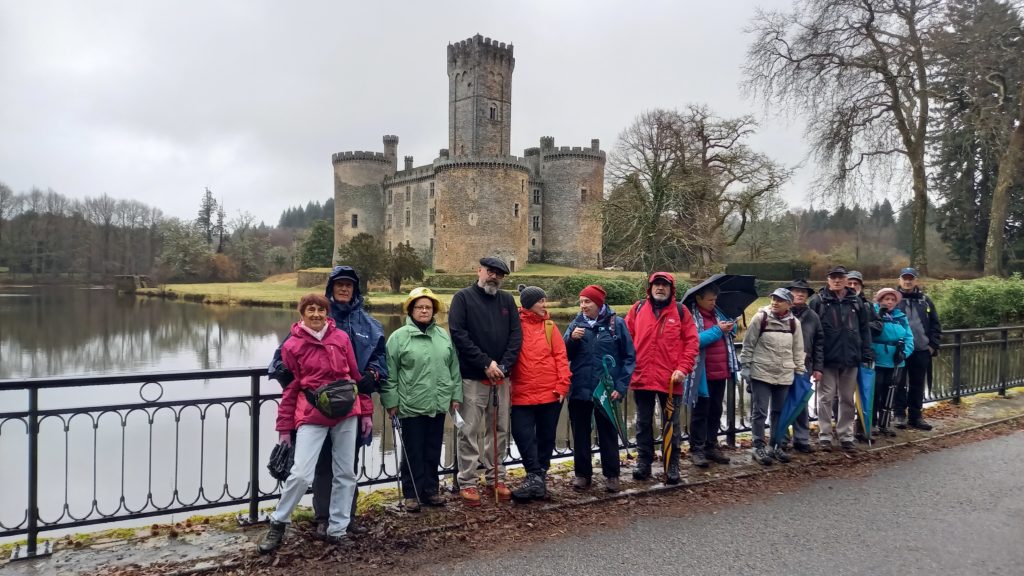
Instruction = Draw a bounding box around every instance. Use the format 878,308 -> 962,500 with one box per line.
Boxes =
382,135 -> 399,145
435,156 -> 530,174
385,165 -> 436,184
447,34 -> 514,70
524,147 -> 540,157
540,141 -> 606,162
332,151 -> 389,164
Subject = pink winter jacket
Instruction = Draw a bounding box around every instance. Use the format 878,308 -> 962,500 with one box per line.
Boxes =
276,319 -> 371,432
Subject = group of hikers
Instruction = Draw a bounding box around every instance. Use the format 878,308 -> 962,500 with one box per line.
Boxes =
256,258 -> 942,553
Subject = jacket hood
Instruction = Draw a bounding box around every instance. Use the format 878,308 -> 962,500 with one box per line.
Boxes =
519,306 -> 551,324
572,303 -> 615,327
646,271 -> 677,300
289,317 -> 337,340
325,266 -> 365,313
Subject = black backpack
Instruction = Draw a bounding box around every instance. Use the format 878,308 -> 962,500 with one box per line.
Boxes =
303,379 -> 357,419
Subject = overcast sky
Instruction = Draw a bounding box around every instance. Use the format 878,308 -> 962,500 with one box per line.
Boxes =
0,0 -> 814,225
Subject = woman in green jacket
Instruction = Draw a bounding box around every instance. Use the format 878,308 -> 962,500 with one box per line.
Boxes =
382,287 -> 462,511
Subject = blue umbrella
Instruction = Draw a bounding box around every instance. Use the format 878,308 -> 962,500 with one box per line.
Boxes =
770,372 -> 814,447
856,363 -> 876,444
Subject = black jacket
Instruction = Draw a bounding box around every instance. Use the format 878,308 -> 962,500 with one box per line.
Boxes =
897,287 -> 942,353
808,287 -> 874,368
447,283 -> 523,380
791,305 -> 824,373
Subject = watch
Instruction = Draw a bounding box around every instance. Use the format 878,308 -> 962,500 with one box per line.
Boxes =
498,364 -> 507,376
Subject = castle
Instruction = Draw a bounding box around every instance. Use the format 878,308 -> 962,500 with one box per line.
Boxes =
332,34 -> 605,273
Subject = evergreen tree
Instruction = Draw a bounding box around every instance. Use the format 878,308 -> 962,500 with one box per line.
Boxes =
336,233 -> 387,293
196,188 -> 217,246
386,243 -> 425,293
297,219 -> 334,269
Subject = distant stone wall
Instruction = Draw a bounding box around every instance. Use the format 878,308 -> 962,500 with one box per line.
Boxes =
297,269 -> 331,288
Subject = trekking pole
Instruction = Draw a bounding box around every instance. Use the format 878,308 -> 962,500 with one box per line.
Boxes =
392,415 -> 421,508
491,383 -> 499,504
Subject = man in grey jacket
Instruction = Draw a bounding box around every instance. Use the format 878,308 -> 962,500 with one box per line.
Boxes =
786,279 -> 824,453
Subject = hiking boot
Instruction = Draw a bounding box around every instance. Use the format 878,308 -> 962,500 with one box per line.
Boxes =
511,474 -> 547,502
895,416 -> 908,429
346,518 -> 368,535
690,451 -> 710,468
771,445 -> 791,463
460,486 -> 481,507
632,460 -> 652,481
423,494 -> 447,507
403,498 -> 421,512
313,521 -> 328,541
571,476 -> 592,490
706,447 -> 731,464
257,520 -> 286,554
879,427 -> 897,438
840,440 -> 856,452
855,431 -> 869,444
605,476 -> 620,493
819,439 -> 833,452
908,419 -> 933,431
792,442 -> 814,454
324,533 -> 349,546
484,482 -> 512,502
752,446 -> 773,466
665,460 -> 681,485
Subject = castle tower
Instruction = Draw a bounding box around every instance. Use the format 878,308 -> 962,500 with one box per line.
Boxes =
332,135 -> 398,263
447,34 -> 514,158
539,137 -> 606,268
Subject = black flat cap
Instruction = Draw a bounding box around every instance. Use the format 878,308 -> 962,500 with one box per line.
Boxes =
827,265 -> 848,276
479,256 -> 510,275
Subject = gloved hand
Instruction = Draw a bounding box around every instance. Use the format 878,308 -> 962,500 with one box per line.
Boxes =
278,431 -> 292,447
357,371 -> 378,395
360,416 -> 373,438
740,367 -> 751,381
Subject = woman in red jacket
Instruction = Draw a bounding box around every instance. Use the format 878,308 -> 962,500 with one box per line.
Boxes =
509,285 -> 570,502
258,294 -> 371,553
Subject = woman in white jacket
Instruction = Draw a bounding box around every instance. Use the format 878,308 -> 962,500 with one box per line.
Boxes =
739,288 -> 805,466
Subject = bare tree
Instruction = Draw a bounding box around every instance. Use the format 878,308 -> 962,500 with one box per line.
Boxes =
744,0 -> 945,274
0,181 -> 21,245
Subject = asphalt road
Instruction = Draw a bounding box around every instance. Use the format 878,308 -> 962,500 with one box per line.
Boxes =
439,432 -> 1024,576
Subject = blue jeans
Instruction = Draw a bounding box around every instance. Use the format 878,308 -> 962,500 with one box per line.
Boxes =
271,418 -> 357,537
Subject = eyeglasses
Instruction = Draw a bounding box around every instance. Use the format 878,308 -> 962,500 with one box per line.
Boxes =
412,305 -> 434,311
485,268 -> 506,278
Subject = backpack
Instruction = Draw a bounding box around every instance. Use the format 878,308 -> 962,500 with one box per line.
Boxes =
751,310 -> 796,350
542,319 -> 557,352
303,379 -> 356,419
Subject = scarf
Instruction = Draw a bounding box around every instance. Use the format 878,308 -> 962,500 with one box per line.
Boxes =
682,304 -> 741,408
299,321 -> 328,341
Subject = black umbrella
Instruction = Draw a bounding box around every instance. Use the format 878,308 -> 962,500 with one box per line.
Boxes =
680,274 -> 758,320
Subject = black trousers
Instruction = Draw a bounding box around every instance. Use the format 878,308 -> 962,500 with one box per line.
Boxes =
873,367 -> 895,427
510,401 -> 562,476
894,350 -> 931,421
398,413 -> 445,501
312,425 -> 361,523
568,399 -> 621,479
688,379 -> 727,453
633,389 -> 681,465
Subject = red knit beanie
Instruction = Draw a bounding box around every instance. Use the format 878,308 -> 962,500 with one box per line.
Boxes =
579,284 -> 606,309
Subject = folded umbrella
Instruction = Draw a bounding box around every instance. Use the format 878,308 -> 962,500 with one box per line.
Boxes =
681,274 -> 758,320
856,363 -> 876,445
592,355 -> 628,446
770,372 -> 814,447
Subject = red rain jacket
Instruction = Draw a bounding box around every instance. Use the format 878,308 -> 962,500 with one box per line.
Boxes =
624,272 -> 699,394
511,308 -> 571,406
277,319 -> 371,431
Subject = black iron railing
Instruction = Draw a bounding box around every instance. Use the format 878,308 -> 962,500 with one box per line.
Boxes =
3,326 -> 1023,560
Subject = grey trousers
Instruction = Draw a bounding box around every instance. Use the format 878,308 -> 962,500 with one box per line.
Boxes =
750,379 -> 788,448
456,378 -> 511,486
817,366 -> 858,443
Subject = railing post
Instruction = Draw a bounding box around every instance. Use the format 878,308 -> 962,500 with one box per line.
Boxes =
248,374 -> 260,523
999,329 -> 1009,397
952,332 -> 963,404
12,386 -> 51,561
726,377 -> 737,447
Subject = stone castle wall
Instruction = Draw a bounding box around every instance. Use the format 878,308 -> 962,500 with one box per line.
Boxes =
434,159 -> 530,272
540,139 -> 605,268
332,151 -> 391,264
448,35 -> 514,158
383,165 -> 436,256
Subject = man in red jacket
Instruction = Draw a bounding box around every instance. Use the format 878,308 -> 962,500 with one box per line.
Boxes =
625,272 -> 699,485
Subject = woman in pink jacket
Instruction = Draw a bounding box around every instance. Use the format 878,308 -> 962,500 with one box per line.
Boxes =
258,293 -> 371,553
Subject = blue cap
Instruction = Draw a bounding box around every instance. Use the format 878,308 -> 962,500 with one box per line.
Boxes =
900,267 -> 918,278
771,287 -> 794,303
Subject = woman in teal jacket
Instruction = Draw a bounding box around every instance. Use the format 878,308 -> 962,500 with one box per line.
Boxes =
382,287 -> 462,511
872,288 -> 914,436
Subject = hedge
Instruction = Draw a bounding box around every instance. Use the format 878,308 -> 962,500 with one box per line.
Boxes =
725,262 -> 808,280
929,275 -> 1024,329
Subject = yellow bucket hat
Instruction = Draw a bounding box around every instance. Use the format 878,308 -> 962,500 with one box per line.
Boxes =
403,287 -> 444,315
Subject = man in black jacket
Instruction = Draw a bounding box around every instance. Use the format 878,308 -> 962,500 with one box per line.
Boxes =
895,267 -> 942,431
809,266 -> 874,452
448,256 -> 523,506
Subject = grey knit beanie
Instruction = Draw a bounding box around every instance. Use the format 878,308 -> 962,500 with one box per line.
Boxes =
517,284 -> 546,310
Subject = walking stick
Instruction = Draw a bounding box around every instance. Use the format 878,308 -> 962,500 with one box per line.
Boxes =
392,415 -> 421,508
491,382 -> 499,504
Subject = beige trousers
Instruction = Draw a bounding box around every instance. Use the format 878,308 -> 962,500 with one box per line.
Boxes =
817,366 -> 858,443
456,378 -> 511,486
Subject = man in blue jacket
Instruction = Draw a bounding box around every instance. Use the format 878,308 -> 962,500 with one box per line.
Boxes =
895,267 -> 941,431
268,265 -> 387,537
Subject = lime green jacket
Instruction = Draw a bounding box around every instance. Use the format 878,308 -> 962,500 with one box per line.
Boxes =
382,317 -> 463,418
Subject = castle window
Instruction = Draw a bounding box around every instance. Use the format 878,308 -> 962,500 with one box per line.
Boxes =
532,216 -> 540,231
533,189 -> 541,205
581,188 -> 587,202
429,238 -> 434,251
405,210 -> 410,227
429,208 -> 436,225
489,105 -> 497,120
514,203 -> 520,218
429,182 -> 435,198
386,214 -> 393,229
351,214 -> 358,229
388,190 -> 393,205
531,237 -> 536,247
405,186 -> 410,202
388,241 -> 392,250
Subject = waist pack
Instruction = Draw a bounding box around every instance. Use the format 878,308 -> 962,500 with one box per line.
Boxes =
303,379 -> 356,419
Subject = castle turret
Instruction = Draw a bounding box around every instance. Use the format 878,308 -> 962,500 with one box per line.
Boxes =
332,149 -> 390,262
539,138 -> 606,268
447,34 -> 514,158
383,135 -> 399,174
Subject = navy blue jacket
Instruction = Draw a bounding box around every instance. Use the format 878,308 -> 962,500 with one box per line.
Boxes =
563,305 -> 636,401
268,266 -> 388,386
